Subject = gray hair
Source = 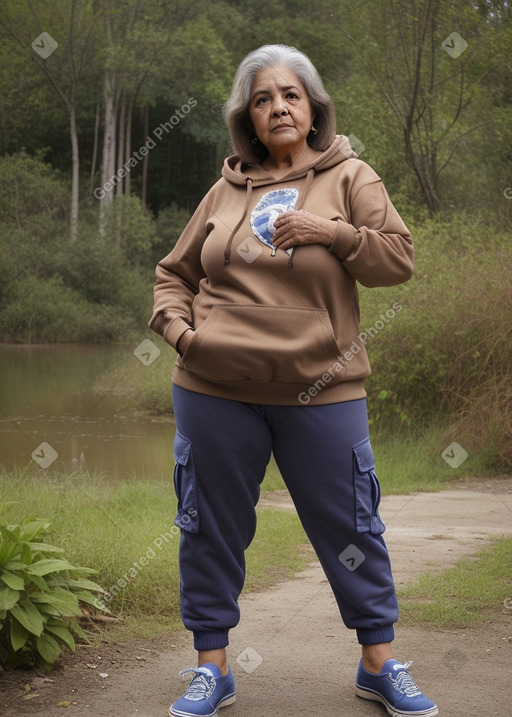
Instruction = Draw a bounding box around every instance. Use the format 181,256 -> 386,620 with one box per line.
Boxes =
223,44 -> 336,164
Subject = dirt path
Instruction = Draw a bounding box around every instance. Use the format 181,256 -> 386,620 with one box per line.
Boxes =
2,477 -> 512,717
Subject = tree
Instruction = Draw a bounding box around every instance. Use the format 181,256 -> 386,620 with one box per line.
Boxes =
94,0 -> 199,234
0,0 -> 100,241
336,0 -> 501,214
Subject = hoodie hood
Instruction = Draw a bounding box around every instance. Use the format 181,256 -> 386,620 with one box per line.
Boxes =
221,134 -> 358,186
221,135 -> 358,266
150,130 -> 414,407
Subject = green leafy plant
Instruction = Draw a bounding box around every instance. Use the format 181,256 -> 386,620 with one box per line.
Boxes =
0,505 -> 109,670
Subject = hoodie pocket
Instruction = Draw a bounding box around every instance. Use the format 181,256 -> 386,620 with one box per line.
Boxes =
173,430 -> 199,533
182,304 -> 344,385
352,437 -> 386,535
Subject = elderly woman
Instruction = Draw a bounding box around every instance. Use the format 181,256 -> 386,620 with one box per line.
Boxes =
150,44 -> 437,717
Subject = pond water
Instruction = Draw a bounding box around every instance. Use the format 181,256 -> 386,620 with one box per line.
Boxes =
0,344 -> 175,479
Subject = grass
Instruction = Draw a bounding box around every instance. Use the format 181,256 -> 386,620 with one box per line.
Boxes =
93,333 -> 174,417
94,329 -> 504,497
1,424 -> 509,647
368,425 -> 489,495
0,467 -> 308,640
93,342 -> 495,497
397,536 -> 512,626
263,422 -> 491,497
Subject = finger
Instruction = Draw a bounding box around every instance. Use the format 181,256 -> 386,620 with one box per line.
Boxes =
272,219 -> 294,240
274,214 -> 305,236
275,239 -> 294,252
272,227 -> 296,246
272,210 -> 295,229
271,226 -> 286,243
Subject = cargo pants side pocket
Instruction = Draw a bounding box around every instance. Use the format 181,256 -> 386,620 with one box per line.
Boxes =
173,430 -> 200,533
352,436 -> 386,535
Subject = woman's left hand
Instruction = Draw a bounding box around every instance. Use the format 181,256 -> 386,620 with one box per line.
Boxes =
271,210 -> 338,252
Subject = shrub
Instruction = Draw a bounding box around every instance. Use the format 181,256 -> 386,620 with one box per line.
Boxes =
0,155 -> 155,342
154,202 -> 192,258
0,151 -> 68,230
443,375 -> 512,472
103,196 -> 159,268
0,506 -> 108,670
360,214 -> 512,470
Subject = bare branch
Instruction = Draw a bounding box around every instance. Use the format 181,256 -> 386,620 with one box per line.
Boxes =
437,122 -> 488,175
338,26 -> 407,126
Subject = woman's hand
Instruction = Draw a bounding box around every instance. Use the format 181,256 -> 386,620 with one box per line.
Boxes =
176,328 -> 194,356
271,210 -> 338,252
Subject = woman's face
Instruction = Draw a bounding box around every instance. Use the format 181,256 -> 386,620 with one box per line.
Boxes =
248,65 -> 314,157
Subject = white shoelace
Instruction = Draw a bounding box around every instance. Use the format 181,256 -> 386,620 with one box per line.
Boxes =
389,661 -> 422,697
179,668 -> 215,701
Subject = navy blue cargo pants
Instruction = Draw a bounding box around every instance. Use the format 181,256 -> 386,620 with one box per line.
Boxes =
172,384 -> 399,651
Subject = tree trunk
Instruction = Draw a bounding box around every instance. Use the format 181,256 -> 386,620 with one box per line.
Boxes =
403,127 -> 439,214
125,105 -> 132,197
141,104 -> 149,209
99,73 -> 117,236
90,101 -> 100,196
69,96 -> 79,242
116,98 -> 126,197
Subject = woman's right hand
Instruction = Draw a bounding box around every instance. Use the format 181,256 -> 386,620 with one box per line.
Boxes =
176,328 -> 195,356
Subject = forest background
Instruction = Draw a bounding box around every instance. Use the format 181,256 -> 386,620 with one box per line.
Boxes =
0,0 -> 511,470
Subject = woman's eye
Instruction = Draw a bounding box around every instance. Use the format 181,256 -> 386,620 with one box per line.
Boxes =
286,92 -> 298,99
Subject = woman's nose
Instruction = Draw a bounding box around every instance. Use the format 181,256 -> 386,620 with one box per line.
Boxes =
272,104 -> 288,116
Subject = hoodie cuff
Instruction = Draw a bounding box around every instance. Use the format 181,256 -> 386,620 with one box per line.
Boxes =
164,317 -> 195,350
150,312 -> 193,350
328,220 -> 360,261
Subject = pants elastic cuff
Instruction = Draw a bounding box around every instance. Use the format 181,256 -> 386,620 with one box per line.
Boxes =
193,630 -> 230,651
356,626 -> 395,645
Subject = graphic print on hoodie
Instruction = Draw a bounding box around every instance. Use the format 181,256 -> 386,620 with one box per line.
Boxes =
150,135 -> 414,406
250,188 -> 299,256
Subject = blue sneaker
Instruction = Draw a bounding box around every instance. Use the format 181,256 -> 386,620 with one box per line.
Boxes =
169,663 -> 236,717
355,659 -> 438,716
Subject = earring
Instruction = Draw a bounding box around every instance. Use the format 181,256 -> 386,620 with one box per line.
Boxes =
310,124 -> 318,135
252,136 -> 258,144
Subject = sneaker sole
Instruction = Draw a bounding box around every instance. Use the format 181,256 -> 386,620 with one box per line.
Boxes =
355,685 -> 438,717
169,693 -> 236,717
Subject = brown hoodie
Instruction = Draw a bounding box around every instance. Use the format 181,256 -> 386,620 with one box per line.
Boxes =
149,135 -> 413,405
